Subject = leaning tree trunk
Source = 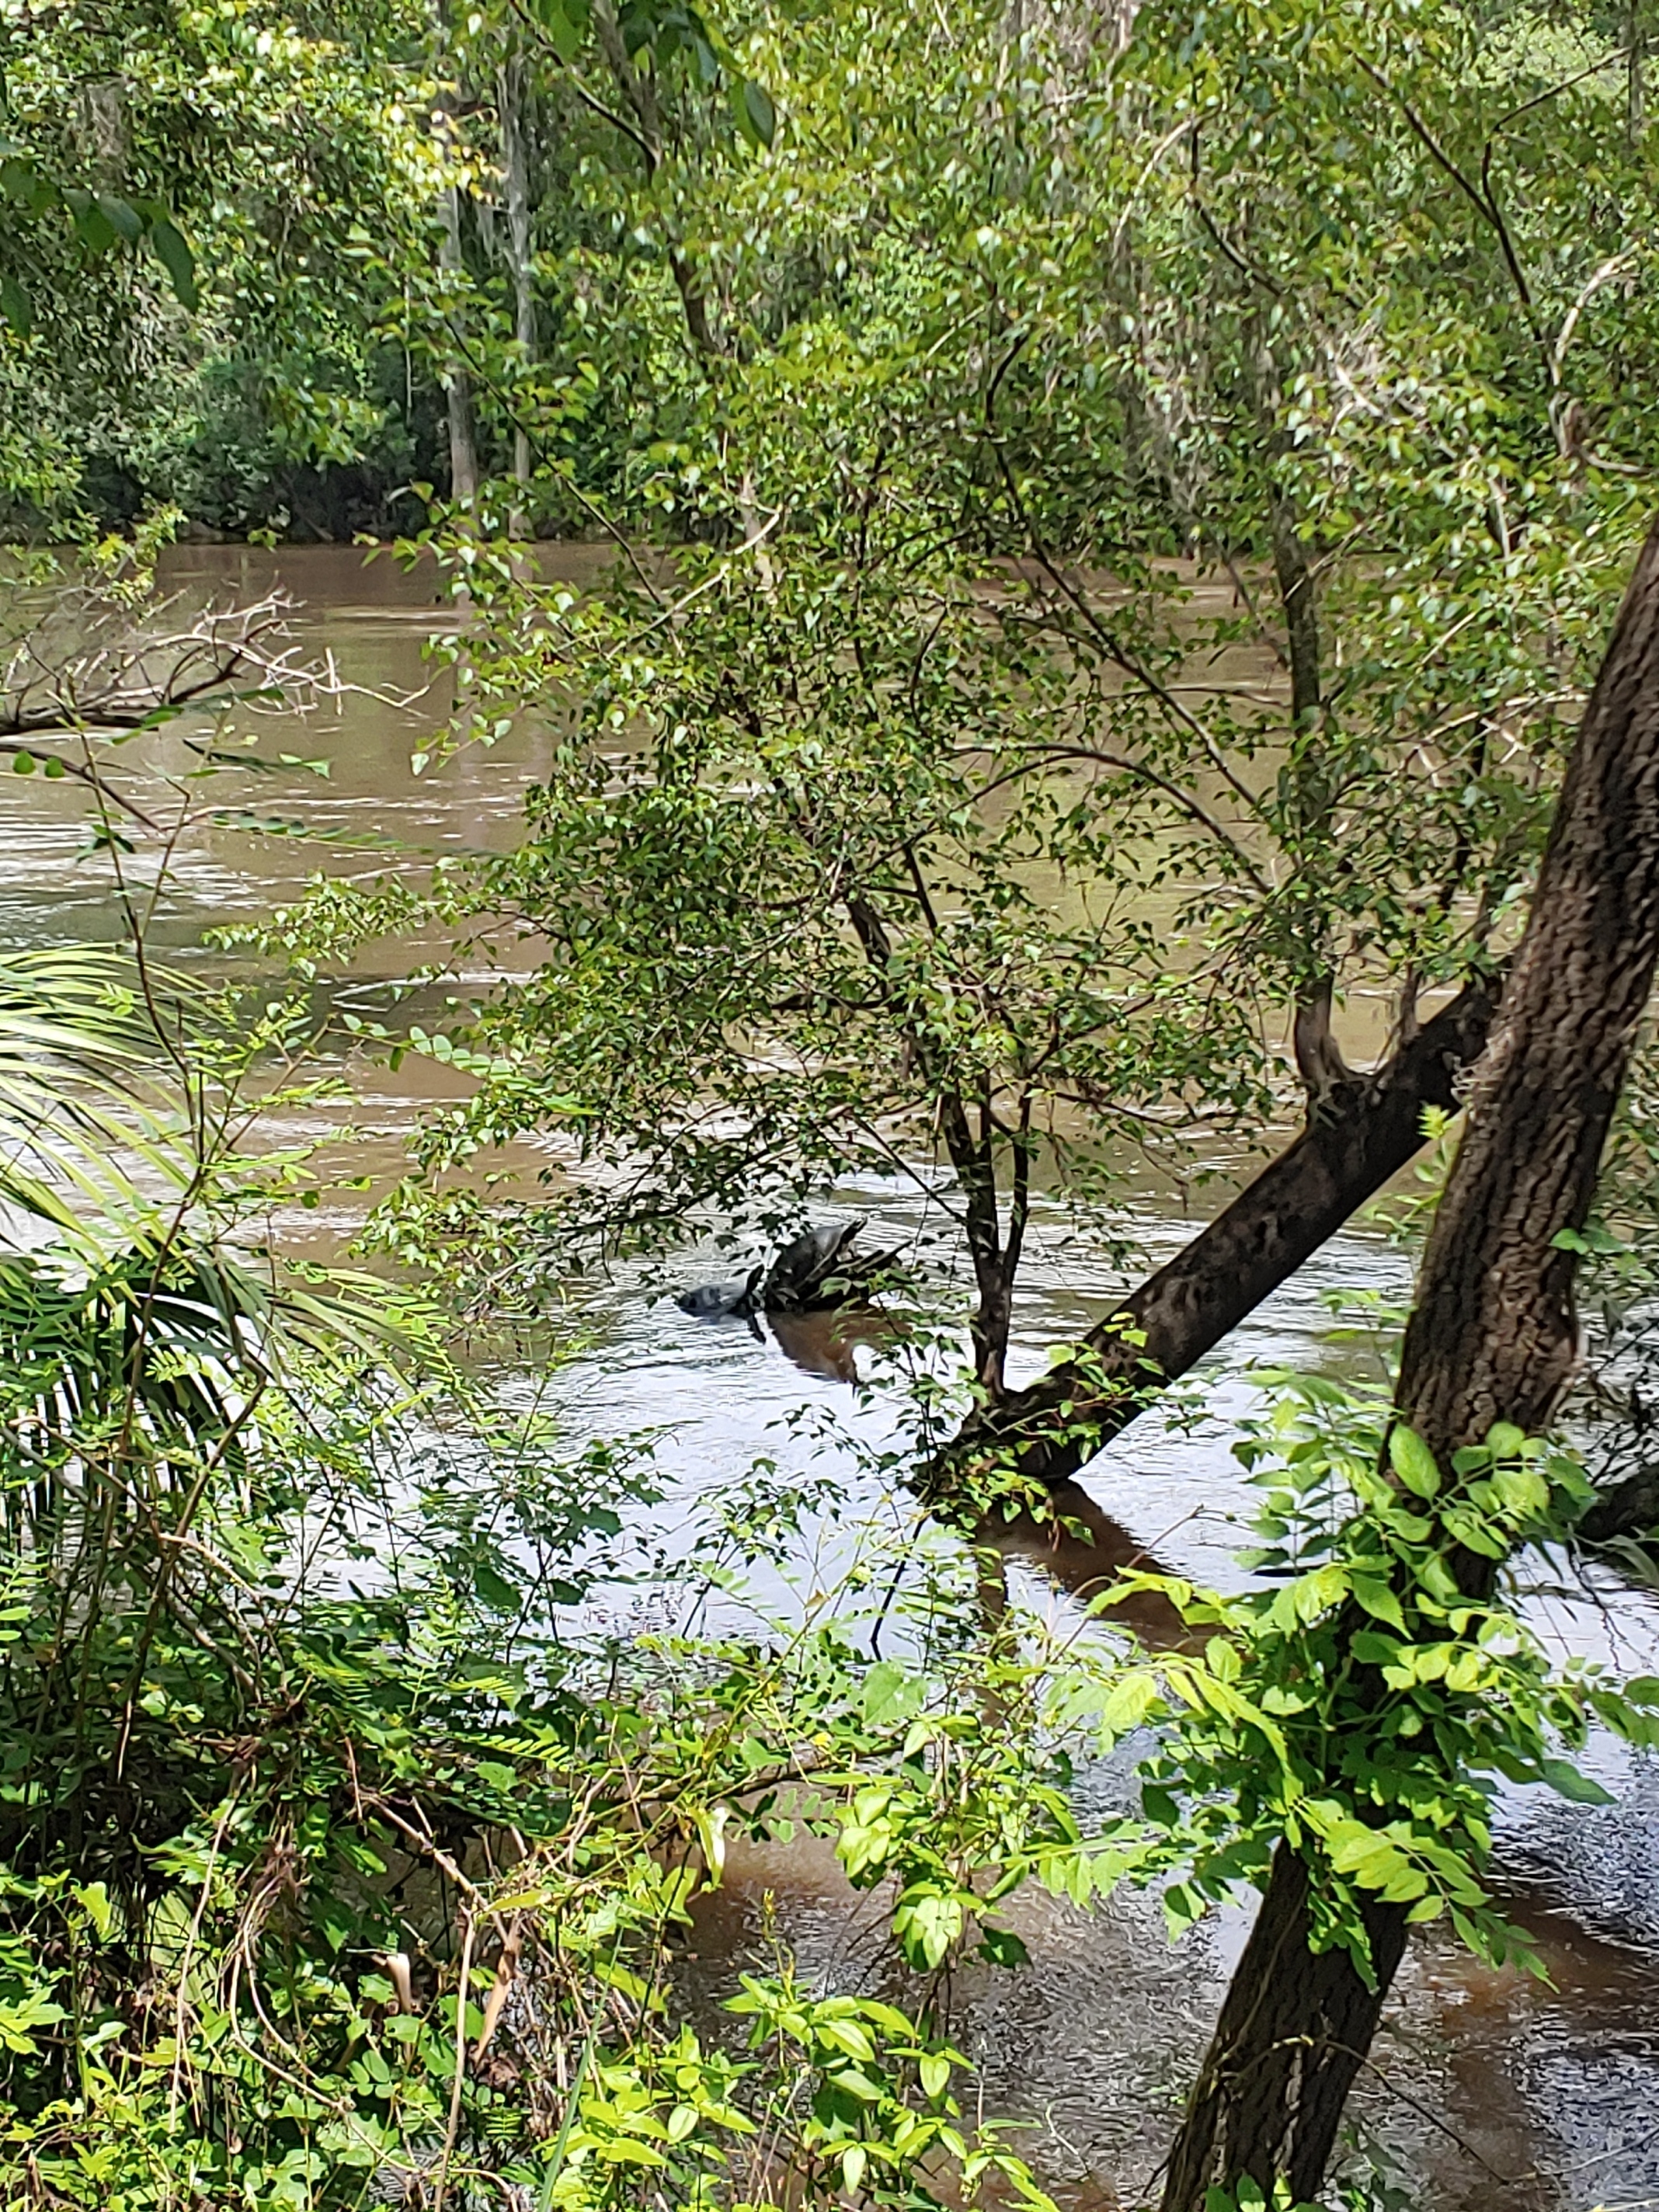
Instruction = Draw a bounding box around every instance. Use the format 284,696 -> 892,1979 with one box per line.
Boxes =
932,979 -> 1497,1496
1160,513 -> 1659,2211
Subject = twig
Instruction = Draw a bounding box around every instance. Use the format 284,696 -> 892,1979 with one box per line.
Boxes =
168,1786 -> 242,2125
367,1793 -> 487,1905
985,363 -> 1275,827
1551,248 -> 1640,388
0,738 -> 161,827
976,740 -> 1271,894
432,1908 -> 479,2212
474,1913 -> 525,2057
1355,55 -> 1549,377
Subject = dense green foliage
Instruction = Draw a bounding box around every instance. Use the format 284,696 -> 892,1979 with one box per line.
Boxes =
0,944 -> 1642,2207
259,0 -> 1659,1389
5,0 -> 1659,2204
0,0 -> 438,530
0,0 -> 784,536
0,948 -> 1646,2206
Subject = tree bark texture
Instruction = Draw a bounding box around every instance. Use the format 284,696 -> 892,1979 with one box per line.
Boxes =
1160,513 -> 1659,2212
439,170 -> 480,505
499,49 -> 535,506
937,980 -> 1497,1495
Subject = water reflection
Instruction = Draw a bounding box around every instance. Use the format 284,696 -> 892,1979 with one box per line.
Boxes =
766,1306 -> 886,1384
986,1483 -> 1195,1649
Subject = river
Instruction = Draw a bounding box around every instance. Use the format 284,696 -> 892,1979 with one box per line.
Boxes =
9,543 -> 1659,2212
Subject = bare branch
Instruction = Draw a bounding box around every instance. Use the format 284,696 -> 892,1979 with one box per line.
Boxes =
0,586 -> 430,838
0,588 -> 423,743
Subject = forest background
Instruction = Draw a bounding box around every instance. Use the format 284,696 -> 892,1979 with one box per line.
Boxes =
3,0 -> 1659,2208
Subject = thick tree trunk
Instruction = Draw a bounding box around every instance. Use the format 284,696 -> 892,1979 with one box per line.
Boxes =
1160,1845 -> 1410,2209
1160,513 -> 1659,2212
935,979 -> 1497,1494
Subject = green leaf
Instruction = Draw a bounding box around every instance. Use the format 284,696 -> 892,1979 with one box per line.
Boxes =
1350,1629 -> 1404,1668
1163,1880 -> 1205,1936
74,1881 -> 113,1939
690,32 -> 720,85
1389,1424 -> 1441,1499
1348,1574 -> 1406,1632
1538,1756 -> 1615,1806
1550,1223 -> 1625,1256
829,2065 -> 885,2102
0,275 -> 31,336
148,218 -> 198,310
895,1889 -> 963,1969
64,188 -> 116,252
1100,1668 -> 1160,1737
977,1926 -> 1029,1968
530,0 -> 589,61
96,193 -> 143,244
473,1560 -> 523,1613
736,77 -> 777,148
861,1660 -> 923,1728
919,2051 -> 951,2098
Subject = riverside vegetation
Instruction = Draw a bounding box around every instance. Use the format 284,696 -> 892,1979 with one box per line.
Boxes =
5,0 -> 1659,2206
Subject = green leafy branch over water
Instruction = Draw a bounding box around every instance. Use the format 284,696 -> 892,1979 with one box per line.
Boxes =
0,936 -> 1649,2212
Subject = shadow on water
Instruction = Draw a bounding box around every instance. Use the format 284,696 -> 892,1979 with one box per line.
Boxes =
9,544 -> 1659,2211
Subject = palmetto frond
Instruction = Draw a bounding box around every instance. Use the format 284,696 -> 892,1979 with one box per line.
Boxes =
0,945 -> 440,1556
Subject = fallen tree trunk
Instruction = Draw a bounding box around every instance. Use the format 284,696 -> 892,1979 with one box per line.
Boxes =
934,977 -> 1499,1495
1159,512 -> 1659,2210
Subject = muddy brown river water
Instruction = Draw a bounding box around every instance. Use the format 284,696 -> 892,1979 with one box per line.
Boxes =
9,544 -> 1659,2210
